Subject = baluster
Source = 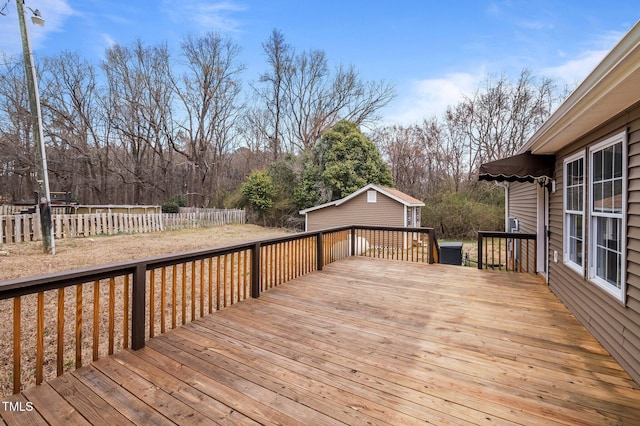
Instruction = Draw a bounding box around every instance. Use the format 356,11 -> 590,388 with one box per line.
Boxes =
57,288 -> 64,376
109,278 -> 115,355
13,297 -> 21,394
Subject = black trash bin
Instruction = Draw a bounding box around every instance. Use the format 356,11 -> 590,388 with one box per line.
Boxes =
439,242 -> 463,265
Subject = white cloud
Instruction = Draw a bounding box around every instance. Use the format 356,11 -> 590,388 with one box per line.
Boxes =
0,0 -> 75,54
384,72 -> 483,125
542,48 -> 609,87
161,0 -> 247,33
542,30 -> 624,88
383,29 -> 627,126
517,20 -> 550,30
102,33 -> 117,49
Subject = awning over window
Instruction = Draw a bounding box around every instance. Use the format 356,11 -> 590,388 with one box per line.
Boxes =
478,152 -> 555,183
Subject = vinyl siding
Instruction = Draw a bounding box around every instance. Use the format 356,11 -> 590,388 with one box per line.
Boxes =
508,181 -> 537,233
507,181 -> 538,273
306,191 -> 405,231
548,102 -> 640,384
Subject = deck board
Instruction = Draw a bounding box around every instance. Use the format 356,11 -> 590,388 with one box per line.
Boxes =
3,257 -> 640,424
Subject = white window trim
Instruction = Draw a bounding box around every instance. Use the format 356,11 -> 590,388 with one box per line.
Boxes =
367,190 -> 377,203
563,150 -> 585,275
588,131 -> 627,302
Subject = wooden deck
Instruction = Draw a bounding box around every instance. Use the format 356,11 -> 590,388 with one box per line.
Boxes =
2,256 -> 640,425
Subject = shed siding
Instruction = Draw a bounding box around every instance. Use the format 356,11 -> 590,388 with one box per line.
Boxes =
306,191 -> 405,231
548,102 -> 640,384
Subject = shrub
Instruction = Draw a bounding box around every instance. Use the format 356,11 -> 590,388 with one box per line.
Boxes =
161,201 -> 180,213
423,188 -> 505,239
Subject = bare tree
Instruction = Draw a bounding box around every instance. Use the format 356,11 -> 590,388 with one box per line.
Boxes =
251,29 -> 395,155
171,32 -> 245,206
283,55 -> 395,152
39,52 -> 108,203
455,69 -> 557,175
374,69 -> 560,201
0,58 -> 35,202
372,119 -> 450,199
101,40 -> 175,204
248,29 -> 291,161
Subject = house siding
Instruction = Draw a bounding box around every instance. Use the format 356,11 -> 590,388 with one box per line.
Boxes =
508,181 -> 537,233
507,181 -> 538,273
306,191 -> 405,231
548,102 -> 640,384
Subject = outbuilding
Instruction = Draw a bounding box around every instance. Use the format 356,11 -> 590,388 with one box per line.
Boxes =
299,183 -> 424,233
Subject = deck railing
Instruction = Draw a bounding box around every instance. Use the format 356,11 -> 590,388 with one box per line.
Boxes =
0,225 -> 438,396
477,231 -> 537,273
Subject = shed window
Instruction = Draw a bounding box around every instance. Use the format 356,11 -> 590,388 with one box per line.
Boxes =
367,190 -> 377,203
589,132 -> 626,301
563,152 -> 584,273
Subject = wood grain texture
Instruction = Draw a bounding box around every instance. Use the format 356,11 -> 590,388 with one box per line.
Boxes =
3,257 -> 640,425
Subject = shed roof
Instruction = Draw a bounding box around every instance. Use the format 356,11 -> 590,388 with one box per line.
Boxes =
299,184 -> 424,215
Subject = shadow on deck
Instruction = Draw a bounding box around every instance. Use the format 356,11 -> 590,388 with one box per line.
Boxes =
2,256 -> 640,425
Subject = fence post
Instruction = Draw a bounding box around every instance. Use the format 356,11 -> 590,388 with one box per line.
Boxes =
477,232 -> 484,270
251,242 -> 261,298
316,232 -> 324,271
131,264 -> 146,350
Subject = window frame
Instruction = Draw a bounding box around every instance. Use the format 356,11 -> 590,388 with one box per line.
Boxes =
588,131 -> 627,302
563,150 -> 585,275
367,190 -> 377,203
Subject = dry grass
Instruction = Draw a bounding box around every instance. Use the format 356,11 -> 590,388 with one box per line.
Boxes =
0,224 -> 288,281
0,224 -> 289,398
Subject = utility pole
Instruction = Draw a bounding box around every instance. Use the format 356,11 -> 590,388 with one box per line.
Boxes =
16,0 -> 55,254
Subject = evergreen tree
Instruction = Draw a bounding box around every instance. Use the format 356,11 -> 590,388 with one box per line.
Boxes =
295,120 -> 393,208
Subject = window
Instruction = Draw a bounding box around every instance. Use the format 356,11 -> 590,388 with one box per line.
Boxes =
564,152 -> 584,273
367,190 -> 377,203
589,132 -> 626,301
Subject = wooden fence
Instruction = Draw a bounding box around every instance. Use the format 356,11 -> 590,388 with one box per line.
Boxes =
0,206 -> 24,215
0,209 -> 245,244
163,210 -> 245,231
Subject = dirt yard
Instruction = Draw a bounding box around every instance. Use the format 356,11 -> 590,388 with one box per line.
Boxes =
0,224 -> 289,281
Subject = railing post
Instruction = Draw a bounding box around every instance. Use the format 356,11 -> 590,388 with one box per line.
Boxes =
252,242 -> 261,298
131,263 -> 146,350
350,226 -> 356,256
316,232 -> 323,271
477,232 -> 483,270
428,229 -> 435,264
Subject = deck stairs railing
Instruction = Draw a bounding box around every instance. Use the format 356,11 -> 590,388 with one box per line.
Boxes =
477,231 -> 537,273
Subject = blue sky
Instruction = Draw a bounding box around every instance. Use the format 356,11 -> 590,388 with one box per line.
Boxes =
1,0 -> 638,125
